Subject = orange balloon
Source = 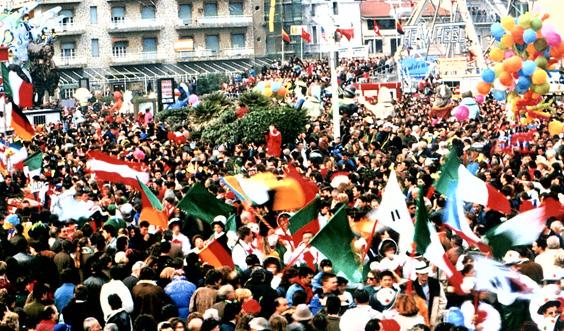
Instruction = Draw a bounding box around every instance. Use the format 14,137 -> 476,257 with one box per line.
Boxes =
511,26 -> 525,45
277,87 -> 287,96
477,81 -> 492,95
490,48 -> 504,62
501,34 -> 514,48
499,71 -> 514,86
503,56 -> 523,73
526,43 -> 537,56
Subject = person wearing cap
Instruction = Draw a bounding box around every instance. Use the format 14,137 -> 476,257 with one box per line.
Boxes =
536,299 -> 562,331
169,218 -> 191,257
249,317 -> 271,331
291,304 -> 313,327
410,260 -> 446,325
208,215 -> 229,253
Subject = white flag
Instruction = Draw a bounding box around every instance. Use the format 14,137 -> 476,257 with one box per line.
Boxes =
369,171 -> 414,253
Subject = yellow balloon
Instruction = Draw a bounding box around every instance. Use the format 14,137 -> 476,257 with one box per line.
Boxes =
264,87 -> 273,97
532,69 -> 548,84
501,16 -> 515,30
501,34 -> 514,49
494,63 -> 504,76
548,120 -> 564,136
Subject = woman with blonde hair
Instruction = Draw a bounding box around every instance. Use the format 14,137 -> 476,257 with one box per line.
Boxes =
393,294 -> 426,331
234,288 -> 253,303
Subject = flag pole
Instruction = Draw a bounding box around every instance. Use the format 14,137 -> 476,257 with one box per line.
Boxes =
280,0 -> 285,63
300,36 -> 304,60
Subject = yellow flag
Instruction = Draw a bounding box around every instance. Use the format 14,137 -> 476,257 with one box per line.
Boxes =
269,0 -> 276,32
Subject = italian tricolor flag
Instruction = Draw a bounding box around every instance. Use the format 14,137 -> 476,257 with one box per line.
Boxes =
435,151 -> 511,215
138,178 -> 169,228
1,62 -> 33,108
23,151 -> 43,178
415,191 -> 464,294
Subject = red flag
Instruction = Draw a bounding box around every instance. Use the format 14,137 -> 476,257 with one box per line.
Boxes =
336,28 -> 354,41
373,20 -> 382,37
9,102 -> 35,141
86,151 -> 149,190
282,29 -> 291,43
396,20 -> 405,35
199,240 -> 234,268
284,164 -> 318,207
301,28 -> 312,43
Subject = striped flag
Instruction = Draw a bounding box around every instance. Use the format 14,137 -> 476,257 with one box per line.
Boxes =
199,239 -> 234,268
415,190 -> 464,294
373,20 -> 382,36
1,63 -> 33,108
86,151 -> 149,189
289,197 -> 320,246
396,20 -> 405,35
321,27 -> 327,41
444,192 -> 490,254
435,151 -> 512,215
138,178 -> 168,228
282,29 -> 291,43
8,102 -> 34,141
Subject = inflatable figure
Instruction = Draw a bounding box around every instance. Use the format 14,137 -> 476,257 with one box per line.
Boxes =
167,83 -> 189,110
109,91 -> 123,113
430,84 -> 454,120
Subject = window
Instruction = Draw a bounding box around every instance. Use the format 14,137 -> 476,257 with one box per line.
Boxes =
229,2 -> 243,15
368,19 -> 395,30
62,88 -> 76,100
179,4 -> 192,22
91,38 -> 99,57
33,115 -> 46,126
231,33 -> 245,48
204,3 -> 217,16
283,5 -> 292,21
141,6 -> 156,20
143,38 -> 157,53
112,41 -> 128,57
311,26 -> 317,44
332,2 -> 338,15
61,42 -> 76,58
205,34 -> 219,52
90,6 -> 97,24
365,39 -> 382,53
111,7 -> 125,24
390,38 -> 401,54
60,9 -> 74,27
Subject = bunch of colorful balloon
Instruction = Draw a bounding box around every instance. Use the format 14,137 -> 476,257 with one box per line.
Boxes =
254,81 -> 288,98
477,11 -> 564,123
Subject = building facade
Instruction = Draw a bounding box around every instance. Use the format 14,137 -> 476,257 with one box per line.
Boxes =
13,0 -> 271,96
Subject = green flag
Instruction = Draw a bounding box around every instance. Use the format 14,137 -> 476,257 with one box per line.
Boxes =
310,205 -> 362,282
434,150 -> 460,196
288,197 -> 320,245
23,151 -> 43,178
177,182 -> 234,224
1,63 -> 13,100
414,190 -> 432,255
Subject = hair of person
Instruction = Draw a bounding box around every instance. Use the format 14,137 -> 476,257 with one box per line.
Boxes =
139,266 -> 156,281
364,318 -> 381,331
269,314 -> 287,331
325,296 -> 341,315
297,266 -> 314,278
292,290 -> 307,306
312,314 -> 327,330
102,224 -> 117,238
353,289 -> 369,304
205,269 -> 223,286
395,294 -> 419,317
200,318 -> 220,331
319,259 -> 332,268
40,305 -> 56,321
83,317 -> 100,331
235,288 -> 252,302
107,293 -> 122,311
222,301 -> 241,322
160,267 -> 176,281
379,270 -> 394,280
133,314 -> 157,331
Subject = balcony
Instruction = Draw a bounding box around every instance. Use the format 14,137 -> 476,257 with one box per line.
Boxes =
108,18 -> 164,33
176,47 -> 254,61
175,15 -> 252,29
55,55 -> 87,68
110,51 -> 165,65
55,22 -> 85,36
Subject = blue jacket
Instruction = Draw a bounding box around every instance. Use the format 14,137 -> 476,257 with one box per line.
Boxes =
164,276 -> 196,319
54,283 -> 75,312
285,283 -> 305,306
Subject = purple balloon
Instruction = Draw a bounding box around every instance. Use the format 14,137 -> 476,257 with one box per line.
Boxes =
475,95 -> 485,104
188,94 -> 199,105
453,105 -> 469,121
546,32 -> 562,47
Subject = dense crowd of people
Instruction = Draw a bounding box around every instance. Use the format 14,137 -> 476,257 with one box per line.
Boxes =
0,56 -> 562,331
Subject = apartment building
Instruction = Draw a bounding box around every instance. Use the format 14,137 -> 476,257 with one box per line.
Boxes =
13,0 -> 270,96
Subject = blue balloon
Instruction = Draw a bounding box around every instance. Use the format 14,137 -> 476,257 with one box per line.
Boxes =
517,76 -> 531,89
491,23 -> 506,41
523,29 -> 537,44
493,89 -> 507,101
271,81 -> 281,93
481,69 -> 496,83
522,60 -> 537,76
515,85 -> 528,94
